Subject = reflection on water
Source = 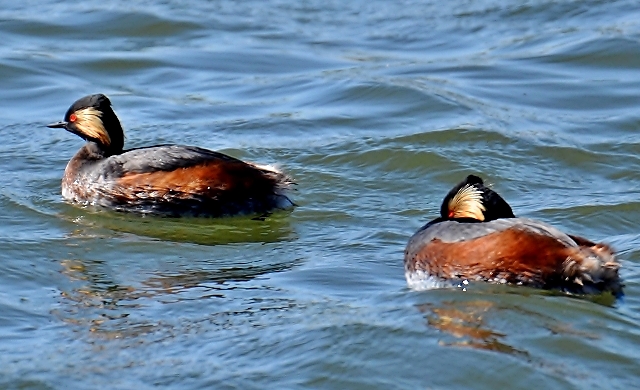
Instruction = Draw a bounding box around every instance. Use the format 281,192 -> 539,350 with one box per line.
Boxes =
59,206 -> 296,245
417,289 -> 607,358
417,299 -> 528,356
56,256 -> 300,339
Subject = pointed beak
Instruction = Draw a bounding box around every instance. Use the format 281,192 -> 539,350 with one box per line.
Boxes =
47,121 -> 68,129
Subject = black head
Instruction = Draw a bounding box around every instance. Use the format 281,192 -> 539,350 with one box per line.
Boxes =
441,175 -> 515,222
47,94 -> 125,155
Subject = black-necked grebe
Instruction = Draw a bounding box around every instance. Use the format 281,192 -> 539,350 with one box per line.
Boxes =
404,175 -> 622,296
47,94 -> 293,217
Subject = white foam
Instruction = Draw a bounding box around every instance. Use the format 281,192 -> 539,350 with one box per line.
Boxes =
405,271 -> 448,291
405,271 -> 471,292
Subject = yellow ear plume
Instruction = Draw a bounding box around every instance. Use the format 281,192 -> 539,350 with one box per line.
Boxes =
448,184 -> 486,220
73,107 -> 111,146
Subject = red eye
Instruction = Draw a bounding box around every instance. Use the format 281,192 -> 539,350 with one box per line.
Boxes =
69,113 -> 77,122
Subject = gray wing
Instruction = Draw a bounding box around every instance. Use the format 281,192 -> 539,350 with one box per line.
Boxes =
411,218 -> 577,247
100,145 -> 243,177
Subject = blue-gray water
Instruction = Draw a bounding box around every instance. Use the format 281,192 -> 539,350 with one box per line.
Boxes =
2,1 -> 640,388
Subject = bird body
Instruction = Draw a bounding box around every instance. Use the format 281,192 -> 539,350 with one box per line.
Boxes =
404,175 -> 622,296
48,94 -> 293,217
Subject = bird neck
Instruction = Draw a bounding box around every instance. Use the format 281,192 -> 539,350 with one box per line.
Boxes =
100,109 -> 125,155
82,141 -> 122,159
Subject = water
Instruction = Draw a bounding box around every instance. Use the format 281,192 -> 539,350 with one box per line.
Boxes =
1,0 -> 640,388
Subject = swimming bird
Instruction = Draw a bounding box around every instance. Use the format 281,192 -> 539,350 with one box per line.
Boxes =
404,175 -> 622,296
47,94 -> 293,217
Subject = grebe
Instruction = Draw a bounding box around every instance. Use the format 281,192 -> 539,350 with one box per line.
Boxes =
404,175 -> 622,296
47,94 -> 294,217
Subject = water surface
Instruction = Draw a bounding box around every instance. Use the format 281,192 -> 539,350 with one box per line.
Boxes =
1,0 -> 640,388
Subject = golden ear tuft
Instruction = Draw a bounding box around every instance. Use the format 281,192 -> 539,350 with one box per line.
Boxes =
448,184 -> 486,221
73,107 -> 111,146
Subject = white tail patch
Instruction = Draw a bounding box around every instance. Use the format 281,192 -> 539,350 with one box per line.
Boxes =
448,184 -> 486,220
252,163 -> 295,188
252,163 -> 282,174
249,162 -> 295,209
74,107 -> 111,146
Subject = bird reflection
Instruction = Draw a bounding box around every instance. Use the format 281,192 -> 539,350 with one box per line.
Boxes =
61,206 -> 296,246
417,299 -> 528,356
56,256 -> 299,338
416,293 -> 603,359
